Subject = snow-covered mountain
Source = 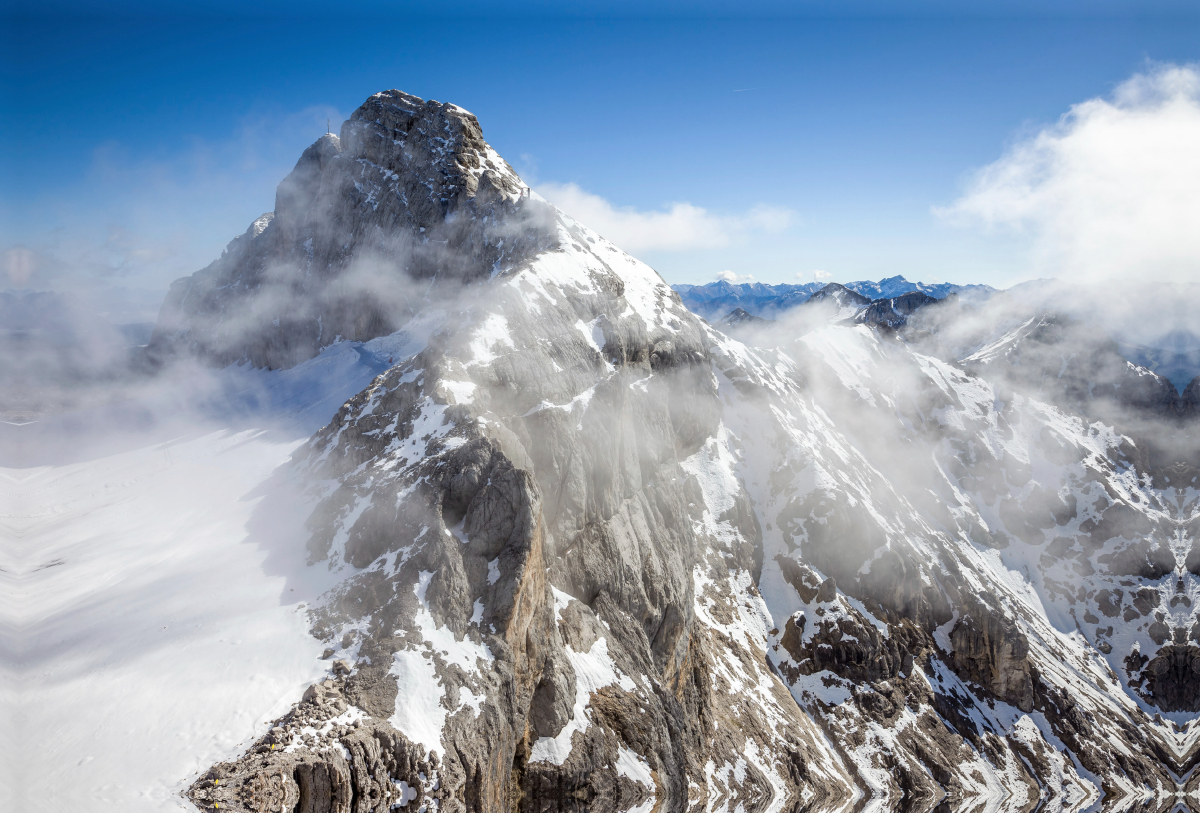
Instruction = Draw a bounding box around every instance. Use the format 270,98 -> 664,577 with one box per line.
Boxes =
673,275 -> 994,322
671,280 -> 825,322
709,285 -> 948,344
82,90 -> 1200,813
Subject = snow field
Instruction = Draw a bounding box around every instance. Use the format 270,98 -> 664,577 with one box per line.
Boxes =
0,430 -> 333,812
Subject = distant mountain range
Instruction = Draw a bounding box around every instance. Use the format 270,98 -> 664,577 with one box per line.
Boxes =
672,274 -> 996,322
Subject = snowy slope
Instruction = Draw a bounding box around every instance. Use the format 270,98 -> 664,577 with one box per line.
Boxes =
196,203 -> 1190,812
705,322 -> 1190,809
0,338 -> 420,812
258,205 -> 857,813
0,431 -> 327,812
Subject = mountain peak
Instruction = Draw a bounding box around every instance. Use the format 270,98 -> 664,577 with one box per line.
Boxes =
126,87 -> 1199,813
149,89 -> 542,370
340,89 -> 525,207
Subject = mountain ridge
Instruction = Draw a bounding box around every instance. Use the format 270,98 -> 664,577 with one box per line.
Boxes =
672,275 -> 996,322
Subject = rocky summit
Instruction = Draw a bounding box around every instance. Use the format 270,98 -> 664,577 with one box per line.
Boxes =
156,90 -> 1200,813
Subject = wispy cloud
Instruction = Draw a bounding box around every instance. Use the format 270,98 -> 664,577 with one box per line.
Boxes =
5,102 -> 345,297
938,64 -> 1200,283
717,270 -> 755,282
536,182 -> 793,254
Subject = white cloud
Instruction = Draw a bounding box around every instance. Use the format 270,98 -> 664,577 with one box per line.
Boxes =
536,182 -> 793,254
717,270 -> 754,282
813,269 -> 832,280
939,64 -> 1200,283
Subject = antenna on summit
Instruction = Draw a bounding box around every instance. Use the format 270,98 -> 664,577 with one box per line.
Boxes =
327,118 -> 331,135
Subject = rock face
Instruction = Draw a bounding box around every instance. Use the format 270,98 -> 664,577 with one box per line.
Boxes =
717,307 -> 768,329
1183,375 -> 1200,422
959,313 -> 1187,422
805,282 -> 871,310
854,290 -> 939,331
149,90 -> 544,370
1144,645 -> 1200,711
190,677 -> 431,813
168,90 -> 1200,813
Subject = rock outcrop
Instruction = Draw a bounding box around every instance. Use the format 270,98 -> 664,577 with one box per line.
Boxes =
805,282 -> 871,310
190,676 -> 432,813
854,290 -> 939,331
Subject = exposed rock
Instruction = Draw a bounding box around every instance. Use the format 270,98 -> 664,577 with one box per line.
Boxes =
855,290 -> 939,330
1144,645 -> 1200,712
947,610 -> 1034,713
188,677 -> 429,813
149,90 -> 545,370
806,282 -> 871,309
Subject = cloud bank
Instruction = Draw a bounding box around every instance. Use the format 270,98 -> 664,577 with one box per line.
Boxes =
941,64 -> 1200,284
537,182 -> 792,254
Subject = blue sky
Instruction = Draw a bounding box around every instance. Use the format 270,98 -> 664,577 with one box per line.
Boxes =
2,5 -> 1198,312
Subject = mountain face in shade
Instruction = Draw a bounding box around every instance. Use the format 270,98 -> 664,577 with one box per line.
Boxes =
852,289 -> 941,329
159,91 -> 1200,813
715,306 -> 770,331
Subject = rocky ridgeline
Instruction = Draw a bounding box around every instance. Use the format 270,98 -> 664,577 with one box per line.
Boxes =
706,322 -> 1200,807
190,670 -> 438,813
954,312 -> 1200,425
161,90 -> 1200,813
149,90 -> 547,370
